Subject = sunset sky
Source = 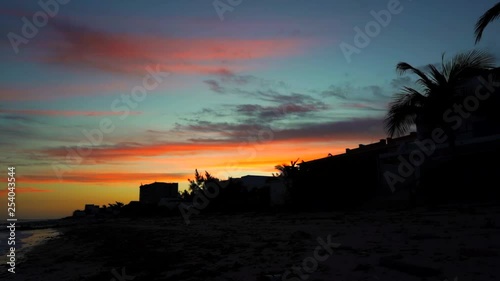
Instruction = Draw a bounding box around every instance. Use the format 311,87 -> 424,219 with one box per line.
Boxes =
1,0 -> 500,219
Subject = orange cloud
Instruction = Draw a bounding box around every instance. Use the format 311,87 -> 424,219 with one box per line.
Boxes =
40,142 -> 240,162
24,138 -> 373,188
21,172 -> 189,184
39,129 -> 376,166
0,187 -> 53,195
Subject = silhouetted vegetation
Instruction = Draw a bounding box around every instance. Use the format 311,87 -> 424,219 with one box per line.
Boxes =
475,2 -> 500,43
188,169 -> 220,195
385,50 -> 496,140
185,169 -> 272,212
274,159 -> 304,208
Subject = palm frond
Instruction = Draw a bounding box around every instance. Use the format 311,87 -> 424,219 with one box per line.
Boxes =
396,62 -> 436,91
446,50 -> 496,83
386,50 -> 497,138
475,2 -> 500,44
441,52 -> 447,75
384,90 -> 424,137
427,63 -> 447,86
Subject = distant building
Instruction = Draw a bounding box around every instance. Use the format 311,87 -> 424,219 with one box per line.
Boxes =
128,201 -> 141,206
158,197 -> 182,210
73,210 -> 86,217
139,182 -> 178,205
298,123 -> 500,208
377,133 -> 420,194
230,175 -> 286,206
297,133 -> 419,208
84,204 -> 100,215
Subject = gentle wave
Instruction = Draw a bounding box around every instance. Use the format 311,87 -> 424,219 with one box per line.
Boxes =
0,228 -> 60,265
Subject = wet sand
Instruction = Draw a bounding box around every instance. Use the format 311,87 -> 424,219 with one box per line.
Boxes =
0,228 -> 60,267
2,203 -> 500,281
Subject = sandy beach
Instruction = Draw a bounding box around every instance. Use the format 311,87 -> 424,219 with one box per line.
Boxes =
0,227 -> 60,273
1,203 -> 500,281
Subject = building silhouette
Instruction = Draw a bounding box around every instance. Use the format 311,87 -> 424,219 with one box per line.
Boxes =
139,182 -> 178,205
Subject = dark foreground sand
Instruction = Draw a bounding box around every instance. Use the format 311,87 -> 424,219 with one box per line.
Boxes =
2,203 -> 500,281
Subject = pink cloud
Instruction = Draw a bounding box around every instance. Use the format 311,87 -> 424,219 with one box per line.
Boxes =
0,81 -> 129,101
0,109 -> 142,116
0,77 -> 191,101
33,21 -> 313,75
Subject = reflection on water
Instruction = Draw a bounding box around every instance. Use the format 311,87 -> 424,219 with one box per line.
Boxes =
0,228 -> 60,265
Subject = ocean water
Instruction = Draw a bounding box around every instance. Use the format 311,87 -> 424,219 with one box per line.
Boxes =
0,228 -> 60,265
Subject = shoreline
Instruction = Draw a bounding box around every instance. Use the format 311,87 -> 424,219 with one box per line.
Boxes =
0,227 -> 61,276
2,203 -> 500,280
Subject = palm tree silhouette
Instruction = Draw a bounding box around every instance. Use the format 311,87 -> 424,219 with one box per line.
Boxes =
475,2 -> 500,44
384,50 -> 496,139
